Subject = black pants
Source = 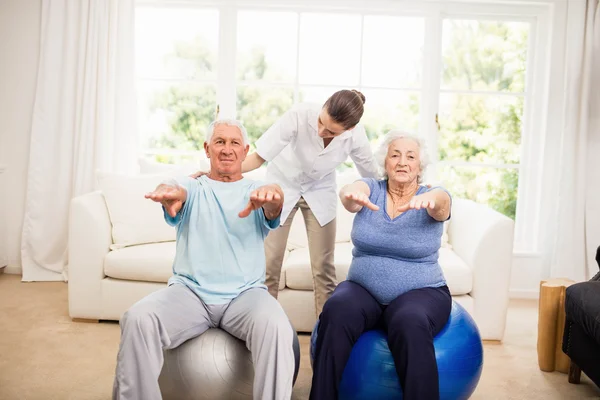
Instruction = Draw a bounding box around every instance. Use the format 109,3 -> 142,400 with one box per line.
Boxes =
310,281 -> 452,400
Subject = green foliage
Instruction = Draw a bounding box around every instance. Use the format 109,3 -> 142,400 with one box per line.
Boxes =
145,20 -> 529,220
437,20 -> 529,219
237,86 -> 294,147
149,85 -> 216,151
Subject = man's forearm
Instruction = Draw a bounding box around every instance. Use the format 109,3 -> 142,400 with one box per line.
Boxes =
263,204 -> 283,220
261,184 -> 284,220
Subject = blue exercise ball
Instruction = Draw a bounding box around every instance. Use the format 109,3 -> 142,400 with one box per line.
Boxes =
310,301 -> 483,400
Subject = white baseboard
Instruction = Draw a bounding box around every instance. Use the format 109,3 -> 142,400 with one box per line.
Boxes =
4,264 -> 22,275
509,289 -> 539,299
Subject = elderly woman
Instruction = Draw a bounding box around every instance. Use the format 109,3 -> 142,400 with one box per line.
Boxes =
309,130 -> 452,400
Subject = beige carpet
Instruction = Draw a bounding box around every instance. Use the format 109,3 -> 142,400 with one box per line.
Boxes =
1,274 -> 599,400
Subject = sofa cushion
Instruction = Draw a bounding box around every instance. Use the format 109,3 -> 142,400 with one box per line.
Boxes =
138,157 -> 210,175
278,250 -> 290,291
286,201 -> 356,251
284,242 -> 354,290
438,248 -> 472,295
104,242 -> 175,283
283,244 -> 472,295
97,172 -> 178,250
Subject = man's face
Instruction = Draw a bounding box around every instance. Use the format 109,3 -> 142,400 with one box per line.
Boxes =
204,124 -> 249,176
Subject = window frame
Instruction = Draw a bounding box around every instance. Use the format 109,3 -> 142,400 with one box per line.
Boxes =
135,0 -> 558,254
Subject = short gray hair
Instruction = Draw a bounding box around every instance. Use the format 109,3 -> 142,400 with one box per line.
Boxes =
375,130 -> 430,183
206,119 -> 250,146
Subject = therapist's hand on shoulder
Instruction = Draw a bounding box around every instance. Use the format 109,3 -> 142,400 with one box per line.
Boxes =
189,170 -> 209,179
145,183 -> 187,217
239,184 -> 284,220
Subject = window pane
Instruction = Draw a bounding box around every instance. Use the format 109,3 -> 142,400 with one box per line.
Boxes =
299,86 -> 342,105
237,11 -> 298,82
438,166 -> 519,219
140,152 -> 205,166
138,82 -> 217,151
299,13 -> 362,85
438,94 -> 523,164
362,16 -> 424,89
237,86 -> 295,145
361,90 -> 420,142
441,20 -> 529,93
135,7 -> 219,79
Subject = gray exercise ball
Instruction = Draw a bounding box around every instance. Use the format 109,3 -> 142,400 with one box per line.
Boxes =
158,328 -> 301,400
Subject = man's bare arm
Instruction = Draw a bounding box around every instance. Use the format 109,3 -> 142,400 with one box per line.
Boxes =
238,184 -> 284,220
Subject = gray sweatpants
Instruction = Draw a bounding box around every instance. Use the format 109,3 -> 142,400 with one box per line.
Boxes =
112,284 -> 295,400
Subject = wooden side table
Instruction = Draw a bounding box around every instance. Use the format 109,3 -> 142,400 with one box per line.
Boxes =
537,278 -> 575,373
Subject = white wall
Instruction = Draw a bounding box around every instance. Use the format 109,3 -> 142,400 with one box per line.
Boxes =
510,254 -> 543,298
0,0 -> 547,296
0,0 -> 42,275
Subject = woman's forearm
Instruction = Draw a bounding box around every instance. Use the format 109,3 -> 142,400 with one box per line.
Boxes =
339,182 -> 370,213
427,189 -> 451,221
242,152 -> 266,173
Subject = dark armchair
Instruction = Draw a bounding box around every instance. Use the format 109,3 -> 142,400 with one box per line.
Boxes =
562,246 -> 600,386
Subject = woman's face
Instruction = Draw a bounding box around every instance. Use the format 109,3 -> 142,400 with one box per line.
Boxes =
385,137 -> 421,185
317,108 -> 346,139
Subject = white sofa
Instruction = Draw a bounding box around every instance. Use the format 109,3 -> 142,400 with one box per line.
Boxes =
68,170 -> 515,341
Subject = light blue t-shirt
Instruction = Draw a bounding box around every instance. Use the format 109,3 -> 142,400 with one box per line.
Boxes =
346,178 -> 450,305
163,175 -> 280,304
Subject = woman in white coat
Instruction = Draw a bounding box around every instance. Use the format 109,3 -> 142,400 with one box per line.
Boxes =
194,90 -> 379,317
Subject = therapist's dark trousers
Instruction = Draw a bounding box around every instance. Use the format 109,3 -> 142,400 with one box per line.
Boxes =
310,281 -> 452,400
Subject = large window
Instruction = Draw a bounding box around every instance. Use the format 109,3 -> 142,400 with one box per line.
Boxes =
236,11 -> 297,144
135,6 -> 219,164
436,20 -> 529,221
134,2 -> 548,252
234,12 -> 423,146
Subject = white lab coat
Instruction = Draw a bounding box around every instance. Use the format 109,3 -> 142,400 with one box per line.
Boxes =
255,103 -> 379,227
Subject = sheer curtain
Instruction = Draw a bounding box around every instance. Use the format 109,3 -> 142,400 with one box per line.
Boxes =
21,0 -> 138,281
585,1 -> 600,279
540,0 -> 600,282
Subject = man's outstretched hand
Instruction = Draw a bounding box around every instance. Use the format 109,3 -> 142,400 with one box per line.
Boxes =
239,184 -> 284,220
145,183 -> 187,217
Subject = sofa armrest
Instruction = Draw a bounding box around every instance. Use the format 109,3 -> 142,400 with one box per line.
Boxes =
449,198 -> 515,341
67,191 -> 112,319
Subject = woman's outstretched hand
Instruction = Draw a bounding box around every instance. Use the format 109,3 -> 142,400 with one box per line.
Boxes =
343,191 -> 380,212
396,191 -> 437,213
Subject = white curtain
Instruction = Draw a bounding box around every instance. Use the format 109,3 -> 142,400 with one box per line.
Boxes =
21,0 -> 138,281
586,2 -> 600,279
540,0 -> 600,282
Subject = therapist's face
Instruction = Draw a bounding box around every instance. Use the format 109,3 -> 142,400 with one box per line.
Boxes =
204,124 -> 249,176
318,108 -> 347,139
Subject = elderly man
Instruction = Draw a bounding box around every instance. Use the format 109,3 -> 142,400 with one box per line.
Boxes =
112,120 -> 294,400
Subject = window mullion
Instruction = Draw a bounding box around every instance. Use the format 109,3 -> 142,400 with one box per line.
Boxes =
358,14 -> 365,89
217,6 -> 238,119
294,12 -> 301,103
421,9 -> 443,181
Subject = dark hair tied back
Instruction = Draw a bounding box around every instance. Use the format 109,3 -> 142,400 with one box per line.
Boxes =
323,89 -> 366,130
